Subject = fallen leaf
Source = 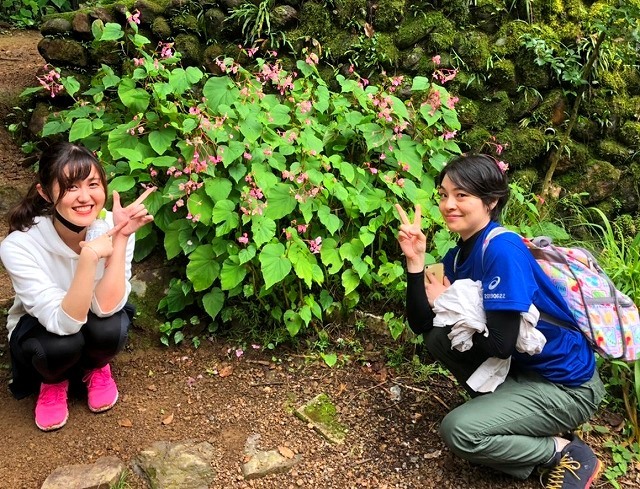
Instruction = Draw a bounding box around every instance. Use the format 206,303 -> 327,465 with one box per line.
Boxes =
336,383 -> 347,396
424,449 -> 442,459
119,418 -> 133,427
147,384 -> 157,391
364,22 -> 374,38
219,365 -> 234,378
278,446 -> 295,459
162,413 -> 174,425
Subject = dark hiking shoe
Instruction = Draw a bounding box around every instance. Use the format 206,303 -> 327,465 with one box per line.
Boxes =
539,435 -> 602,488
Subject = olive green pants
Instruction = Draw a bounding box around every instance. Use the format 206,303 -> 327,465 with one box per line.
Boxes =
425,326 -> 605,479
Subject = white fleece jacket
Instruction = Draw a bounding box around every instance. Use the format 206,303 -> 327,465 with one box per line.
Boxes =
0,212 -> 134,339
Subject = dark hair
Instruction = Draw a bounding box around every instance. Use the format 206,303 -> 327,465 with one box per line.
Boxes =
8,142 -> 107,232
438,153 -> 510,221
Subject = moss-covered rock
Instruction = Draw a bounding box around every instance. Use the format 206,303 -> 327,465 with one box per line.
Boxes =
511,168 -> 540,192
494,21 -> 557,58
614,169 -> 640,214
134,0 -> 171,25
450,70 -> 487,99
171,13 -> 199,33
597,139 -> 632,166
372,0 -> 405,32
511,89 -> 544,121
453,30 -> 491,71
90,39 -> 123,66
612,95 -> 640,121
618,121 -> 640,148
456,96 -> 480,129
459,126 -> 492,153
41,17 -> 73,36
572,115 -> 599,143
514,53 -> 551,91
298,1 -> 334,41
202,8 -> 226,41
556,140 -> 589,173
202,43 -> 225,74
497,126 -> 547,168
38,37 -> 90,67
489,58 -> 517,92
173,33 -> 203,65
621,65 -> 640,93
532,89 -> 567,127
151,16 -> 172,39
271,4 -> 298,30
334,0 -> 366,28
395,11 -> 454,50
479,90 -> 511,131
558,159 -> 621,204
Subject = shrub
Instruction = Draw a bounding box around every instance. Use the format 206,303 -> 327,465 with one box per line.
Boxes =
34,15 -> 461,342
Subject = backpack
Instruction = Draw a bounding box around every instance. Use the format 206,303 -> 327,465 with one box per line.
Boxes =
482,227 -> 640,362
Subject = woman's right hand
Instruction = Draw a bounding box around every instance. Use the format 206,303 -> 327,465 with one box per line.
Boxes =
395,203 -> 427,273
79,221 -> 125,260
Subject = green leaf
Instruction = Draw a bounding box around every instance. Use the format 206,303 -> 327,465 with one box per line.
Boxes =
251,216 -> 276,247
320,352 -> 338,367
320,237 -> 342,274
211,199 -> 240,234
342,268 -> 360,295
259,243 -> 292,289
164,220 -> 194,259
264,183 -> 297,220
411,76 -> 431,91
284,309 -> 302,336
317,205 -> 342,234
99,22 -> 124,41
148,128 -> 176,155
220,255 -> 247,290
69,118 -> 94,141
204,178 -> 233,203
118,78 -> 150,112
62,77 -> 80,97
203,77 -> 239,113
238,245 -> 256,264
202,288 -> 225,320
187,245 -> 220,291
108,175 -> 135,193
187,191 -> 214,225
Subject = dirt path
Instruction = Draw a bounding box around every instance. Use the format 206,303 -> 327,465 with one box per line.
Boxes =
0,28 -> 631,489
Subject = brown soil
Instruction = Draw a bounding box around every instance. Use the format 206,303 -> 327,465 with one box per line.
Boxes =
0,28 -> 635,489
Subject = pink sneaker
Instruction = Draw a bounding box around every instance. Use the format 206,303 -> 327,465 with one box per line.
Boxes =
35,380 -> 69,431
83,364 -> 118,413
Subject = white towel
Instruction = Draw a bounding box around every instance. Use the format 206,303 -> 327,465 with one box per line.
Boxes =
433,279 -> 546,392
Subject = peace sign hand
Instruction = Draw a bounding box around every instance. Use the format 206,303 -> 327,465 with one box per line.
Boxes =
112,186 -> 156,237
395,203 -> 427,273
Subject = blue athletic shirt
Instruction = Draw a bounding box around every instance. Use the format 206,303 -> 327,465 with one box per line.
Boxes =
441,220 -> 596,387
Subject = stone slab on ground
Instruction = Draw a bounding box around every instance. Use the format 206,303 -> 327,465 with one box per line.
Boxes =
40,455 -> 125,489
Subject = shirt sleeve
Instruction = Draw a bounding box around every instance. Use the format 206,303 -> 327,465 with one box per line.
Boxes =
91,231 -> 135,317
0,238 -> 84,336
406,271 -> 435,335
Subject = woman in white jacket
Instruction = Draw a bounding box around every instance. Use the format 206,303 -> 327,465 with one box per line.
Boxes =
0,142 -> 154,431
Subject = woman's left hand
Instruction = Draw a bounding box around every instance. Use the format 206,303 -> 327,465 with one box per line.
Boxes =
424,271 -> 451,307
112,186 -> 156,237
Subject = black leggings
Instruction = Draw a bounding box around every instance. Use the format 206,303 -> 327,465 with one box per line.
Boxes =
9,307 -> 130,395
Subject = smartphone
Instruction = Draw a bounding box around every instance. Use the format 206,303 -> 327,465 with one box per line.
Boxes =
425,263 -> 445,284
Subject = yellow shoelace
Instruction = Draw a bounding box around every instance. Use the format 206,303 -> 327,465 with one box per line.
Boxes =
542,455 -> 582,489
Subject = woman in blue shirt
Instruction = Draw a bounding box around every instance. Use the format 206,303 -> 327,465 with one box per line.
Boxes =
396,154 -> 604,489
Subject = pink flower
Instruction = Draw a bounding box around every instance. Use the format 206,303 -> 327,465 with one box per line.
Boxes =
443,130 -> 457,140
432,55 -> 441,65
496,160 -> 509,174
309,237 -> 322,254
127,10 -> 141,26
238,233 -> 249,245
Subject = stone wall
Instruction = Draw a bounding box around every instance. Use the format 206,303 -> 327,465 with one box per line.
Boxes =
31,0 -> 640,228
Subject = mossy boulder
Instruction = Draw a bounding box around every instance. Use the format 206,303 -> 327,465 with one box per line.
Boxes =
151,16 -> 172,39
298,1 -> 334,41
597,139 -> 632,166
372,0 -> 405,32
460,126 -> 492,153
479,90 -> 511,131
271,5 -> 298,29
615,169 -> 640,213
37,37 -> 90,67
456,96 -> 480,129
202,43 -> 225,74
618,121 -> 640,148
511,89 -> 544,121
334,0 -> 366,28
400,46 -> 428,73
489,58 -> 517,92
532,89 -> 567,127
558,159 -> 621,204
497,126 -> 547,168
453,30 -> 491,71
511,168 -> 539,192
514,53 -> 551,91
621,65 -> 640,93
572,115 -> 599,143
556,140 -> 589,173
133,0 -> 170,24
395,11 -> 454,50
171,13 -> 199,33
612,95 -> 640,121
173,33 -> 203,65
494,21 -> 556,58
202,8 -> 226,41
90,39 -> 123,66
450,70 -> 487,99
41,17 -> 73,36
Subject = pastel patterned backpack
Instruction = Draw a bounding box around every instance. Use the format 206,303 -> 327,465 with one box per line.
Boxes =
483,227 -> 640,362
